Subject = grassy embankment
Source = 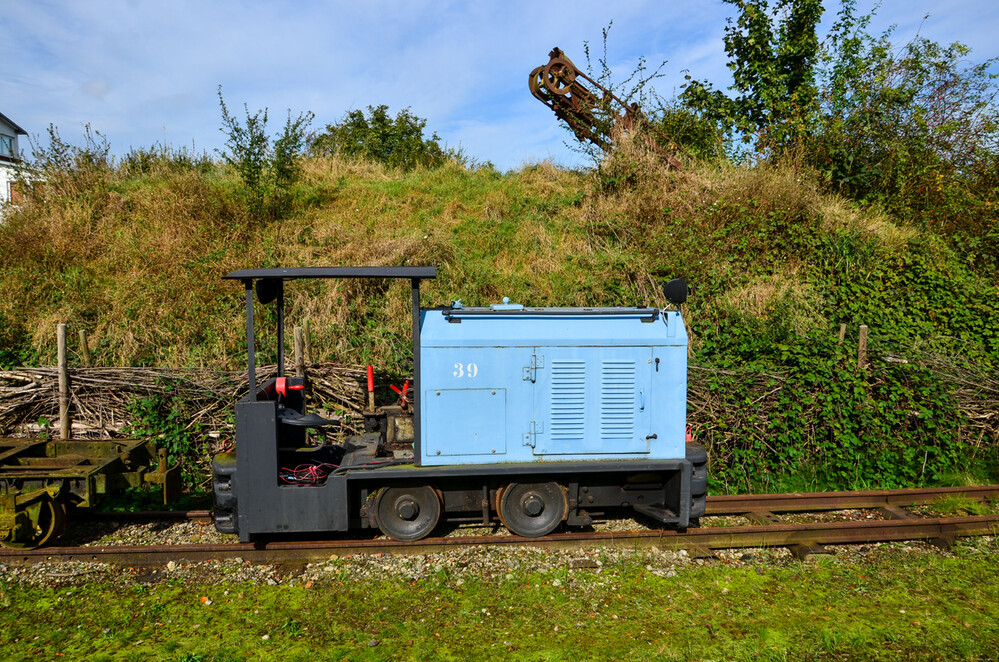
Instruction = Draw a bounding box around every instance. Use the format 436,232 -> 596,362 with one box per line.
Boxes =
2,539 -> 999,661
0,138 -> 996,492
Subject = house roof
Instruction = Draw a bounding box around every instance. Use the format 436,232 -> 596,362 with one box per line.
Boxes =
0,112 -> 27,135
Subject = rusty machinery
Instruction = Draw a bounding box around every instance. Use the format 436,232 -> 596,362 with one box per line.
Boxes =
529,48 -> 684,170
0,438 -> 179,549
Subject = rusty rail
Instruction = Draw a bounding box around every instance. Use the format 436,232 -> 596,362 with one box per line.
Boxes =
84,509 -> 213,524
81,485 -> 998,524
705,485 -> 999,515
2,514 -> 996,567
2,485 -> 996,567
75,485 -> 998,528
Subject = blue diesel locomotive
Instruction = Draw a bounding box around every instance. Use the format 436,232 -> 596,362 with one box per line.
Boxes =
212,266 -> 706,541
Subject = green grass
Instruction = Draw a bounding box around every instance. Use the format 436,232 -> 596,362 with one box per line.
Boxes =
916,496 -> 999,518
2,542 -> 999,660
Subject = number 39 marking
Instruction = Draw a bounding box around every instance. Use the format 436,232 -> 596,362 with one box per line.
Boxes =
453,362 -> 479,378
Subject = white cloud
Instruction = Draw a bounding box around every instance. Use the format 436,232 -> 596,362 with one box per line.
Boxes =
82,78 -> 110,100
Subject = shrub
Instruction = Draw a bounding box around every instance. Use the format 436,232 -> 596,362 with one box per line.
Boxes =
216,87 -> 314,212
311,105 -> 459,171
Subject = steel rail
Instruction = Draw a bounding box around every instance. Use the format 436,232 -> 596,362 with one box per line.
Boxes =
84,510 -> 213,524
3,514 -> 997,568
81,485 -> 999,523
705,484 -> 999,515
3,486 -> 993,566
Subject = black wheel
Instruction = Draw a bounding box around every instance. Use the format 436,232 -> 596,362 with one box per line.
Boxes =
497,482 -> 567,537
373,486 -> 441,541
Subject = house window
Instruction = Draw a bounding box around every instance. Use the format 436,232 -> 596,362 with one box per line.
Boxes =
0,134 -> 13,158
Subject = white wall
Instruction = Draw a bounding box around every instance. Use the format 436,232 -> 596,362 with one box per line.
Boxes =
0,163 -> 17,205
0,115 -> 25,206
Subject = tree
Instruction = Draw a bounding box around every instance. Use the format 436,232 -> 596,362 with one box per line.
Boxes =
814,16 -> 999,201
311,105 -> 458,170
816,23 -> 999,270
681,0 -> 825,154
272,110 -> 314,190
681,0 -> 999,269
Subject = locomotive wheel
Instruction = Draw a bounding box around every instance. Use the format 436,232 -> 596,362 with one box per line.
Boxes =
497,481 -> 567,538
1,495 -> 66,550
373,486 -> 441,542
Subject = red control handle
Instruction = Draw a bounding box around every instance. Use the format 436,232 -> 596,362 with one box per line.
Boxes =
276,377 -> 305,398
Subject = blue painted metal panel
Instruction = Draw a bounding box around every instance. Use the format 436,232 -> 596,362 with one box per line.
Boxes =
421,346 -> 530,465
424,388 -> 507,457
419,305 -> 687,466
533,347 -> 652,455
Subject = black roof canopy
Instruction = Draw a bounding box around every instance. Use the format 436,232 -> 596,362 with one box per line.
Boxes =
224,266 -> 437,281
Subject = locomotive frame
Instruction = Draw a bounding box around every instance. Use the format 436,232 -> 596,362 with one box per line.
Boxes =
212,266 -> 706,542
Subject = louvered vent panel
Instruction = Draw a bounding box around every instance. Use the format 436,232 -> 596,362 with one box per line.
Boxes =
600,360 -> 635,440
550,360 -> 585,442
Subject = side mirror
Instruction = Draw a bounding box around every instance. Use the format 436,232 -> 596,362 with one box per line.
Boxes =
256,278 -> 281,305
663,278 -> 688,306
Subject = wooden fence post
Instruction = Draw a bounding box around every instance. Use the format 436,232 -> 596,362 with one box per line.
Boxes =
57,324 -> 70,439
78,329 -> 92,367
858,325 -> 868,370
304,319 -> 313,364
294,326 -> 305,378
838,323 -> 847,344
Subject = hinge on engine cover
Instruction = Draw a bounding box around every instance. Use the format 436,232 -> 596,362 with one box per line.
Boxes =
522,353 -> 545,382
523,420 -> 544,447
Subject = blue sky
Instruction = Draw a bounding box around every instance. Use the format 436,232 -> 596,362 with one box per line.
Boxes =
2,0 -> 997,171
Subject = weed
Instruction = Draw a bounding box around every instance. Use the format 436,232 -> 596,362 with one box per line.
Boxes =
923,495 -> 995,517
1,549 -> 988,659
124,384 -> 207,488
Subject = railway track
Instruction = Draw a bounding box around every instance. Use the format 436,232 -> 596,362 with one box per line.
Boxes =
3,485 -> 997,567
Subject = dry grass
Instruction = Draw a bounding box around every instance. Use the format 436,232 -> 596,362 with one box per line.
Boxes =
815,195 -> 916,249
0,153 -> 606,369
0,143 -> 979,374
716,268 -> 826,336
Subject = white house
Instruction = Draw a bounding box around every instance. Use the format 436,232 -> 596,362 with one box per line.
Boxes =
0,111 -> 28,206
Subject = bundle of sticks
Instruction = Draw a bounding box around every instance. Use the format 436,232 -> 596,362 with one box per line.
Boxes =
0,364 -> 368,439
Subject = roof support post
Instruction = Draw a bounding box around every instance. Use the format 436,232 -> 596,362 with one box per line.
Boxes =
411,278 -> 422,466
244,279 -> 256,396
276,281 -> 285,377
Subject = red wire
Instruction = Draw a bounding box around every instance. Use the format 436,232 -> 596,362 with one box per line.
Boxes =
279,462 -> 341,484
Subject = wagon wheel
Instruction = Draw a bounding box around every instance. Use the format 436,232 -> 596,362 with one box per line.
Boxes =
1,494 -> 67,550
529,66 -> 551,102
544,58 -> 577,95
373,486 -> 441,541
497,482 -> 567,538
